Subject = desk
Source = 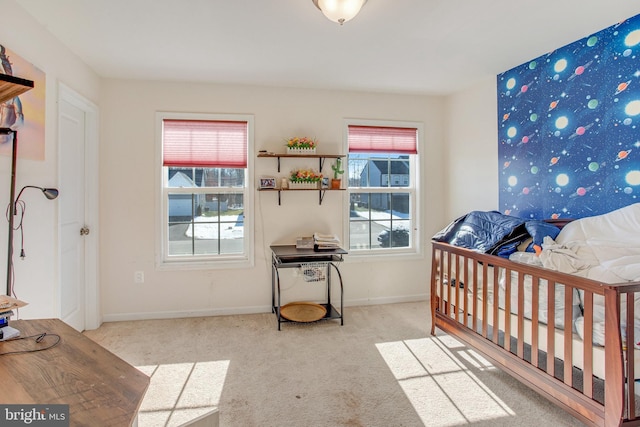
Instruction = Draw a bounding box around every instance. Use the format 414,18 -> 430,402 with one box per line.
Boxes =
270,245 -> 347,330
0,318 -> 149,426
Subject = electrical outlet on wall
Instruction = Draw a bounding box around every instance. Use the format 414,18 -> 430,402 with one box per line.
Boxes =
134,271 -> 144,283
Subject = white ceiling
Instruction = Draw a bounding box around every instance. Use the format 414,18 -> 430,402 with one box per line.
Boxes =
14,0 -> 640,95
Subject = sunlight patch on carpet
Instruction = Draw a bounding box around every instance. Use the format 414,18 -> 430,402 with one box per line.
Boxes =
136,360 -> 229,426
376,335 -> 514,426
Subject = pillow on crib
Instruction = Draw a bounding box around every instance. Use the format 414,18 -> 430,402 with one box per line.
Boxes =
524,220 -> 561,253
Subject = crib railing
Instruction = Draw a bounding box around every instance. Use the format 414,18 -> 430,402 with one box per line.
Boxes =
431,241 -> 640,427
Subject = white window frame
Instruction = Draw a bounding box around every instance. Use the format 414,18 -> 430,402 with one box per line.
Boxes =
155,111 -> 254,270
344,119 -> 423,260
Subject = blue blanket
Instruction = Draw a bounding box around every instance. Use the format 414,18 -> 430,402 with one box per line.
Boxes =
432,211 -> 560,258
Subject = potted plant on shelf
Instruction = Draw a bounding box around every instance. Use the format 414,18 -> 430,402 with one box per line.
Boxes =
330,158 -> 344,189
286,136 -> 317,155
289,168 -> 323,189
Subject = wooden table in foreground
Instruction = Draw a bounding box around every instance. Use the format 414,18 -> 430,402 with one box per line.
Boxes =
0,318 -> 149,426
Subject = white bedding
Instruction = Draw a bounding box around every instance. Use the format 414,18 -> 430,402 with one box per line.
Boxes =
539,203 -> 640,346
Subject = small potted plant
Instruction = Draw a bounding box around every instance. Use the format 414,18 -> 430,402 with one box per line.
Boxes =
330,158 -> 344,189
286,137 -> 317,155
289,168 -> 323,189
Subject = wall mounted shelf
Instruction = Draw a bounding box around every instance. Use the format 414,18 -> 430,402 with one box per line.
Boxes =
258,186 -> 345,205
0,73 -> 34,105
257,152 -> 345,172
257,152 -> 346,205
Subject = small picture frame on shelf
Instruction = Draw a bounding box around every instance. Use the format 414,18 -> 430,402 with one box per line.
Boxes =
259,177 -> 277,189
321,177 -> 329,188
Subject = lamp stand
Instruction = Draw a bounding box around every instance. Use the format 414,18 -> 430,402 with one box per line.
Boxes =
5,129 -> 17,297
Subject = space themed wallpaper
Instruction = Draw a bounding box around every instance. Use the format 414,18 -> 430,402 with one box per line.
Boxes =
497,13 -> 640,220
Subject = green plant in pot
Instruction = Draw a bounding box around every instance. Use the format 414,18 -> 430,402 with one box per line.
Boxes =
331,158 -> 344,189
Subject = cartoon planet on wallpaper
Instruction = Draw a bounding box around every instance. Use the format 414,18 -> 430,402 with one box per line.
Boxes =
567,60 -> 593,81
616,149 -> 632,161
625,29 -> 640,46
615,80 -> 631,95
626,100 -> 640,115
626,171 -> 640,186
568,122 -> 595,139
569,186 -> 595,198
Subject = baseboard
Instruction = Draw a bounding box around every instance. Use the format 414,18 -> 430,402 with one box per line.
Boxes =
101,295 -> 428,323
345,294 -> 428,307
102,305 -> 272,323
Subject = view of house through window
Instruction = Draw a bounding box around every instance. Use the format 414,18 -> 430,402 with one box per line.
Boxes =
160,114 -> 251,262
167,167 -> 245,256
347,123 -> 418,252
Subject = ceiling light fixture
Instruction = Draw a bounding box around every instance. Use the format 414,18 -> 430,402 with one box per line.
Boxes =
312,0 -> 367,26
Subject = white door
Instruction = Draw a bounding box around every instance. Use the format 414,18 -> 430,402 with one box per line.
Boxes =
58,85 -> 99,332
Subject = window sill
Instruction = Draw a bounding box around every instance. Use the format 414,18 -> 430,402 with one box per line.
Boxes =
157,256 -> 253,271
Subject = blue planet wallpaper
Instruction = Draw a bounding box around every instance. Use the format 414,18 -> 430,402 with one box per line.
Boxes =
497,13 -> 640,220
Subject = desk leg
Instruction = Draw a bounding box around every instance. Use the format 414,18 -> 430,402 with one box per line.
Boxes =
271,258 -> 276,314
326,263 -> 331,308
275,267 -> 282,331
330,262 -> 344,325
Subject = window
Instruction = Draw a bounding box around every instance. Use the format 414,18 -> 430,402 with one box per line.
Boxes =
157,112 -> 253,267
347,121 -> 420,254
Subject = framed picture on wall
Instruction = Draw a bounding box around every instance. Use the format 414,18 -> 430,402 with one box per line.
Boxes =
259,177 -> 277,189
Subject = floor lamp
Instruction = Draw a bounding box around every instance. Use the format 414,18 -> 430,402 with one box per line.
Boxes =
4,129 -> 59,297
1,73 -> 34,298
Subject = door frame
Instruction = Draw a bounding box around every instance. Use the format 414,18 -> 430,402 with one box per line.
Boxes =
58,83 -> 100,330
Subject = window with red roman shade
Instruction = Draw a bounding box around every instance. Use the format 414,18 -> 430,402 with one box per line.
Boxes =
348,125 -> 418,154
163,119 -> 248,168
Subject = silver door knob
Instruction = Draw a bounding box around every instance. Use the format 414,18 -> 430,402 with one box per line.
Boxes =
80,226 -> 90,236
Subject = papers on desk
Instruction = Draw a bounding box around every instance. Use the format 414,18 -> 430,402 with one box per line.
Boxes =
313,232 -> 341,251
296,236 -> 314,249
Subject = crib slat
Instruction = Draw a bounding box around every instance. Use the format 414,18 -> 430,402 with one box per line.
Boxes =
532,276 -> 539,368
564,284 -> 573,387
472,260 -> 478,333
517,273 -> 525,358
446,251 -> 452,318
493,266 -> 500,345
482,264 -> 488,338
454,254 -> 460,322
463,256 -> 469,327
583,291 -> 593,399
627,294 -> 635,418
504,267 -> 512,351
547,280 -> 556,377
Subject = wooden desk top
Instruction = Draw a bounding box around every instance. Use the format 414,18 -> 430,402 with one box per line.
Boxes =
0,319 -> 149,427
270,244 -> 348,258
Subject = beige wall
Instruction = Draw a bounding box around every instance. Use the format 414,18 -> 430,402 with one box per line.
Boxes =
444,75 -> 499,220
0,0 -> 100,318
99,80 -> 448,320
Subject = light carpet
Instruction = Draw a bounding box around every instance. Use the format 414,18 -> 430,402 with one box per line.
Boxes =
84,301 -> 585,426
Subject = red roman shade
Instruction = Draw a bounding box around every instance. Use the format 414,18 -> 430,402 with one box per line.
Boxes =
163,119 -> 248,168
348,125 -> 418,154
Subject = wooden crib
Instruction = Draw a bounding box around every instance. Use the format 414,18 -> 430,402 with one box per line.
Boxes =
430,240 -> 640,427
